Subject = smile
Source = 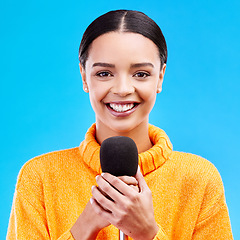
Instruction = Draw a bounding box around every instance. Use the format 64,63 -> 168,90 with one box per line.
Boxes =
106,102 -> 140,117
109,103 -> 135,112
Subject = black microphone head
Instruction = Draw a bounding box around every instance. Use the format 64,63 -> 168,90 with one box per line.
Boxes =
100,136 -> 139,176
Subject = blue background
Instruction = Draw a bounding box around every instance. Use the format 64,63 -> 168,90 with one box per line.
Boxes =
1,0 -> 239,238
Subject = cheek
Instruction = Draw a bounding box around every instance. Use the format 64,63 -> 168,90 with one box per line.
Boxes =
88,85 -> 108,111
89,91 -> 101,106
138,82 -> 157,102
138,88 -> 157,115
87,79 -> 105,102
145,92 -> 157,108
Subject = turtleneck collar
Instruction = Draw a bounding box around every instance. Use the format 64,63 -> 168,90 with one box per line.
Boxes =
79,124 -> 173,176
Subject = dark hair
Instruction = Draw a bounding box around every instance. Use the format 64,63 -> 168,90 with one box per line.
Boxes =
79,10 -> 167,69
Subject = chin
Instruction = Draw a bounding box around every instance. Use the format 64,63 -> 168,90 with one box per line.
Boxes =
107,120 -> 144,135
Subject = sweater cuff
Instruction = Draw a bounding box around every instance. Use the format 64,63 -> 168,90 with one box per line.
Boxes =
153,224 -> 168,240
58,229 -> 75,240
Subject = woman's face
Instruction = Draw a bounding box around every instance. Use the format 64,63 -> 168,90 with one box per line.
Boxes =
80,32 -> 165,135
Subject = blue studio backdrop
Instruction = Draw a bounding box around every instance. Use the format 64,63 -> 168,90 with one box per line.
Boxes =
1,0 -> 239,238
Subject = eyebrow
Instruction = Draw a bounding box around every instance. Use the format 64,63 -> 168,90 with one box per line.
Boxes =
130,63 -> 154,68
92,62 -> 154,68
92,62 -> 115,68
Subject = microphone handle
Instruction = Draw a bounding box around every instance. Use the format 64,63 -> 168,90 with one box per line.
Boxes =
119,230 -> 127,240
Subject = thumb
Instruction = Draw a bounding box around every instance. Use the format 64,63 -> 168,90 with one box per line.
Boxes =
135,167 -> 149,193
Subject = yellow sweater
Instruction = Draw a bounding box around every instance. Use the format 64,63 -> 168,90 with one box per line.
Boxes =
7,124 -> 233,239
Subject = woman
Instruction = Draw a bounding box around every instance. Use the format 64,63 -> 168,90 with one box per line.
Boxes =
7,10 -> 233,239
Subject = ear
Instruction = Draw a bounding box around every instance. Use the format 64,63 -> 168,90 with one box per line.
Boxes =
157,63 -> 166,93
79,63 -> 89,93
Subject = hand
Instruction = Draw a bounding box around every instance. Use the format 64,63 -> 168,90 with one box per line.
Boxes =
70,200 -> 110,240
96,175 -> 140,200
91,168 -> 159,240
70,175 -> 139,240
118,175 -> 140,193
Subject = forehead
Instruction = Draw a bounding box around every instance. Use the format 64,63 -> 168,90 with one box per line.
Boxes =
86,32 -> 160,66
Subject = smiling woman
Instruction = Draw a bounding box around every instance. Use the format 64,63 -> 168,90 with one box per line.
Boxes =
7,10 -> 233,240
81,32 -> 165,149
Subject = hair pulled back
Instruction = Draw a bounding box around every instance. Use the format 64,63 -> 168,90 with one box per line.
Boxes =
79,10 -> 167,69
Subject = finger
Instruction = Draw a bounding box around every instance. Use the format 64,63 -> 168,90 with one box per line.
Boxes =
117,175 -> 139,192
135,167 -> 149,193
95,175 -> 125,203
97,174 -> 139,197
91,185 -> 115,212
129,184 -> 140,192
100,173 -> 136,197
118,176 -> 138,186
90,197 -> 113,221
90,197 -> 111,213
97,184 -> 113,201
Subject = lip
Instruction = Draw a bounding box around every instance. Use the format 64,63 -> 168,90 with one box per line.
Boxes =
105,101 -> 140,117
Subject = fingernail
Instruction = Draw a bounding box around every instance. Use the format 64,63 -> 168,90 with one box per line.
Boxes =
90,198 -> 93,204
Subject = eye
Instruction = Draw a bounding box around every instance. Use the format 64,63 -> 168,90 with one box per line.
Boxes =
96,71 -> 113,77
133,72 -> 150,78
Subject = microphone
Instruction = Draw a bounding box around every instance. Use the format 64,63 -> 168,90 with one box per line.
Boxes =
100,136 -> 139,240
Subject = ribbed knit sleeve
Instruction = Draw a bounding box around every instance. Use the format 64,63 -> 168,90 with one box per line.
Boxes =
7,159 -> 48,239
191,165 -> 233,239
7,158 -> 76,240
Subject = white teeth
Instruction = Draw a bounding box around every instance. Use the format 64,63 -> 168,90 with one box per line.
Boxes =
109,103 -> 135,112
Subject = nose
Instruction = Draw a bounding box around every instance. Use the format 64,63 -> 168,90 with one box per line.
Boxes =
112,75 -> 135,96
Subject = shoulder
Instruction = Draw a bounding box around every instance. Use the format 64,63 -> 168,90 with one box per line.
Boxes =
20,147 -> 80,170
170,151 -> 220,175
16,147 -> 81,188
167,152 -> 228,225
168,151 -> 224,191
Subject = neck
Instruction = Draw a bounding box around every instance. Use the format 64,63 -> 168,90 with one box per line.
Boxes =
95,120 -> 152,153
